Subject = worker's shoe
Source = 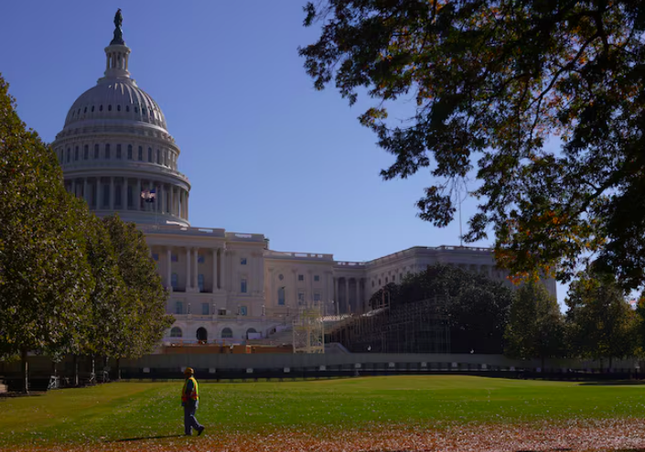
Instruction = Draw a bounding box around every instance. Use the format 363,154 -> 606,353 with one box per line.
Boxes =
197,426 -> 205,436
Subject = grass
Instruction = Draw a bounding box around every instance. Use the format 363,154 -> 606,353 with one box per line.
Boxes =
0,375 -> 644,449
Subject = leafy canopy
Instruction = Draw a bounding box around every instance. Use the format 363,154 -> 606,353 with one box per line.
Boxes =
300,1 -> 645,290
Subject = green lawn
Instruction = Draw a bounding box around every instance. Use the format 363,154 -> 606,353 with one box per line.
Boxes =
0,376 -> 643,448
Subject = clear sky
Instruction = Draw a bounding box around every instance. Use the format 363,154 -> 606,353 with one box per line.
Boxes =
0,1 -> 567,303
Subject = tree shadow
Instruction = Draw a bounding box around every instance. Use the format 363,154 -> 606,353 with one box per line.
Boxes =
110,434 -> 184,442
578,380 -> 645,386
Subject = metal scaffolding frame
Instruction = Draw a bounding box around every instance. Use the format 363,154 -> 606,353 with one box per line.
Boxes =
292,301 -> 325,354
327,296 -> 450,353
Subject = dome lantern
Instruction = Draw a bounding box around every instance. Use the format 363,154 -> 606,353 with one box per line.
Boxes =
103,9 -> 131,80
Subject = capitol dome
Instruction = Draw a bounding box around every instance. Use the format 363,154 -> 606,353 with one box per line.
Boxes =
53,12 -> 191,227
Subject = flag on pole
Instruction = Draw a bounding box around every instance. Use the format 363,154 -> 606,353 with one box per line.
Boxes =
141,188 -> 156,202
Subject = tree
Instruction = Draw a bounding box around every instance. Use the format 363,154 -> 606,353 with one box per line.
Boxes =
74,205 -> 129,382
102,215 -> 172,378
0,75 -> 93,393
566,271 -> 638,368
399,264 -> 514,353
300,1 -> 645,290
505,281 -> 565,369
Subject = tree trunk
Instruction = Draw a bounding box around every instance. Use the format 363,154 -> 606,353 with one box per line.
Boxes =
115,358 -> 121,381
73,354 -> 79,387
91,355 -> 95,383
21,348 -> 29,395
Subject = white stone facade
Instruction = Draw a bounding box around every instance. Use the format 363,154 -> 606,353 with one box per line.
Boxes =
54,18 -> 556,346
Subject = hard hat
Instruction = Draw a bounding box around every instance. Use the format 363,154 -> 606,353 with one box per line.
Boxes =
184,367 -> 194,375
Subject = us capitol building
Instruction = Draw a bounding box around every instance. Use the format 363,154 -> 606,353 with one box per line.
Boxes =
52,14 -> 556,346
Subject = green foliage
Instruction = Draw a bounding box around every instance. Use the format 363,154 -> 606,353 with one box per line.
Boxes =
102,215 -> 173,359
0,75 -> 93,363
566,271 -> 638,365
300,1 -> 645,290
370,264 -> 514,353
505,281 -> 565,364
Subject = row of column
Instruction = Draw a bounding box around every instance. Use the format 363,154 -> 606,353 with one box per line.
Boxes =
162,246 -> 227,293
67,177 -> 188,219
333,276 -> 364,315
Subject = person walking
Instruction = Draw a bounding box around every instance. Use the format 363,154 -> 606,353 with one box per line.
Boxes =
181,367 -> 205,436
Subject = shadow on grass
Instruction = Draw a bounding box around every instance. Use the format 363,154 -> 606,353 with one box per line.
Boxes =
577,380 -> 645,386
111,434 -> 184,442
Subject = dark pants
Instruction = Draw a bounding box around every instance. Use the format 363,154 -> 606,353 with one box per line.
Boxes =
183,400 -> 202,435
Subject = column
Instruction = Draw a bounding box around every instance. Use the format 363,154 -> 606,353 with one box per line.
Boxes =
170,186 -> 175,216
109,177 -> 115,210
186,248 -> 192,290
345,278 -> 349,313
135,179 -> 141,211
97,178 -> 103,209
193,247 -> 199,290
83,178 -> 88,204
211,248 -> 218,292
334,277 -> 340,316
221,249 -> 227,291
185,192 -> 189,220
121,179 -> 127,210
355,278 -> 360,313
166,248 -> 172,290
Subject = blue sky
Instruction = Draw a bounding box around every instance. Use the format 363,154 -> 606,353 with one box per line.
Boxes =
0,1 -> 568,303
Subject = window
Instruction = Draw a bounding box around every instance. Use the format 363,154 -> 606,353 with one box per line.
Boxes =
385,277 -> 389,283
314,275 -> 320,282
84,107 -> 87,113
126,105 -> 130,112
99,105 -> 103,111
66,148 -> 70,162
240,257 -> 247,265
201,303 -> 209,315
105,144 -> 110,159
278,287 -> 285,305
175,301 -> 184,315
152,253 -> 159,261
221,328 -> 233,339
372,281 -> 375,288
127,145 -> 132,159
198,274 -> 204,292
314,292 -> 321,302
94,144 -> 99,159
298,274 -> 304,281
91,105 -> 95,112
171,273 -> 178,290
148,147 -> 152,162
298,292 -> 305,304
171,253 -> 178,262
84,145 -> 89,160
117,105 -> 121,111
240,306 -> 248,316
138,146 -> 143,160
75,146 -> 79,161
246,328 -> 257,339
156,149 -> 161,164
116,144 -> 122,159
108,104 -> 112,111
240,279 -> 247,293
278,274 -> 284,281
197,254 -> 205,264
170,327 -> 182,338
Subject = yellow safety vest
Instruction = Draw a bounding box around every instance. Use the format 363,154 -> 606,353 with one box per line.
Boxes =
181,376 -> 199,402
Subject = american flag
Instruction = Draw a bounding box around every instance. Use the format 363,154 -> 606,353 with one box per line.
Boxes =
140,188 -> 156,202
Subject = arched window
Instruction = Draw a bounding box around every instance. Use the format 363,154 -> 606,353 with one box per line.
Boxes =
171,273 -> 178,290
116,144 -> 122,159
221,327 -> 233,339
127,144 -> 132,160
84,145 -> 89,160
148,147 -> 152,162
126,105 -> 130,112
99,105 -> 103,111
108,105 -> 112,112
170,327 -> 182,338
75,146 -> 79,161
156,149 -> 161,164
246,328 -> 257,339
105,144 -> 110,159
91,105 -> 95,112
196,327 -> 208,342
66,148 -> 71,163
138,146 -> 143,161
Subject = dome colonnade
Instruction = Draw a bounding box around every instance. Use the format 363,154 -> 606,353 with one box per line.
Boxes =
52,13 -> 190,226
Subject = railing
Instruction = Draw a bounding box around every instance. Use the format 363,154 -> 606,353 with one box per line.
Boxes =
265,250 -> 334,261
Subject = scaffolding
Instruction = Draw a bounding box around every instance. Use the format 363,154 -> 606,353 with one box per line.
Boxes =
327,296 -> 450,353
292,301 -> 325,354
